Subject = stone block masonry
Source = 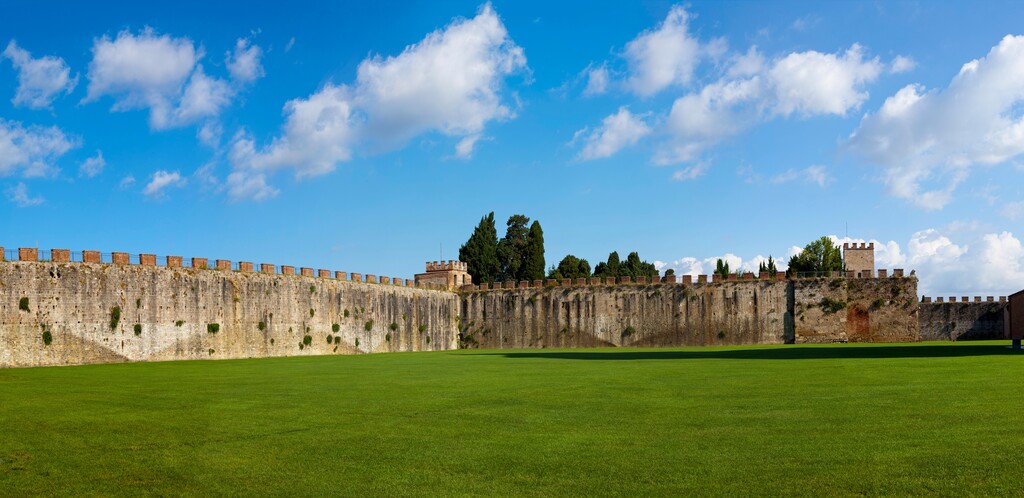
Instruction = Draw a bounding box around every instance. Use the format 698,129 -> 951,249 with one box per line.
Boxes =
0,261 -> 459,367
461,280 -> 793,348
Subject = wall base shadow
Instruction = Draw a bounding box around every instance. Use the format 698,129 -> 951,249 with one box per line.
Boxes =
475,344 -> 1020,361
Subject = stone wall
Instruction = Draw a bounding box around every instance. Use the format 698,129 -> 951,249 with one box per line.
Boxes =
792,276 -> 918,343
460,281 -> 793,348
918,301 -> 1008,341
0,261 -> 459,368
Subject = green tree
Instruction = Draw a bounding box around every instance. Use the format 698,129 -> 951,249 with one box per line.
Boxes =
548,255 -> 591,280
767,256 -> 777,277
714,258 -> 730,279
788,236 -> 844,275
606,251 -> 621,277
664,268 -> 675,277
497,215 -> 531,281
522,221 -> 546,281
458,212 -> 499,284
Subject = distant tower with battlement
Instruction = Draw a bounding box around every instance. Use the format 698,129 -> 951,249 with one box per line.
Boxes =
414,260 -> 471,289
843,242 -> 875,278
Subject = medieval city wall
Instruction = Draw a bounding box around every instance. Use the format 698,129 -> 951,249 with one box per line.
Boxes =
917,297 -> 1009,341
459,280 -> 793,348
792,276 -> 920,343
0,259 -> 459,368
460,273 -> 919,348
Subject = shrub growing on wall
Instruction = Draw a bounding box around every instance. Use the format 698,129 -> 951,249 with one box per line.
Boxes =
110,306 -> 121,330
332,323 -> 340,333
134,324 -> 142,336
42,330 -> 52,345
207,323 -> 220,334
364,320 -> 373,332
19,297 -> 29,312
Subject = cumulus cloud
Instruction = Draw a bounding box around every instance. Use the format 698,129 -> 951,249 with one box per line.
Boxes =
227,4 -> 526,200
2,40 -> 78,109
574,4 -> 888,166
576,107 -> 650,160
226,38 -> 264,83
848,35 -> 1024,210
624,6 -> 701,96
79,150 -> 105,177
768,44 -> 882,117
119,175 -> 136,189
6,182 -> 43,207
0,119 -> 78,177
654,252 -> 787,279
142,170 -> 186,198
84,28 -> 244,129
655,229 -> 1024,296
656,75 -> 761,164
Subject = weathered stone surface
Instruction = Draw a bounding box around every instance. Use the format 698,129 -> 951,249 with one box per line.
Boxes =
0,262 -> 458,367
792,277 -> 918,343
459,281 -> 793,349
918,301 -> 1007,341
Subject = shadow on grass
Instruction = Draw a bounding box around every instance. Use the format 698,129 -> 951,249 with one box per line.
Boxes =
477,344 -> 1020,361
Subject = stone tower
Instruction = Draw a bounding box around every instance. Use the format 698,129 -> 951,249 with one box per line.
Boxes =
843,242 -> 875,278
414,260 -> 471,289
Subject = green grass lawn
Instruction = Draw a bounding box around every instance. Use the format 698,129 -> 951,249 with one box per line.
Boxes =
2,342 -> 1023,496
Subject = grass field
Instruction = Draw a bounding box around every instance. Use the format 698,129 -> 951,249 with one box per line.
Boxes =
2,342 -> 1023,496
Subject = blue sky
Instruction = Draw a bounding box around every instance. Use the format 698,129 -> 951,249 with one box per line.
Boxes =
1,1 -> 1022,296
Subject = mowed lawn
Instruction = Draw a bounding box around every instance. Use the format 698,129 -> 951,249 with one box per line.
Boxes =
2,343 -> 1023,496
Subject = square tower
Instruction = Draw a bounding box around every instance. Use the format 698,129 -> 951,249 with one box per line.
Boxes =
414,260 -> 471,289
843,242 -> 875,278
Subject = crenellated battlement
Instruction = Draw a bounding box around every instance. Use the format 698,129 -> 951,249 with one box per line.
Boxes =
0,246 -> 445,291
842,242 -> 875,250
424,260 -> 468,272
921,295 -> 1007,304
461,269 -> 913,291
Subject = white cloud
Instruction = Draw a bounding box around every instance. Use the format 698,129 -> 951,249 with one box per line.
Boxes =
6,182 -> 43,207
228,85 -> 357,182
768,44 -> 882,117
890,55 -> 916,74
656,229 -> 1024,296
655,252 -> 788,279
2,40 -> 78,109
770,165 -> 829,187
197,121 -> 222,148
576,107 -> 650,160
173,66 -> 233,125
79,150 -> 105,177
84,28 -> 238,129
583,63 -> 609,96
671,163 -> 707,181
228,4 -> 526,200
454,133 -> 484,159
226,38 -> 264,83
657,75 -> 761,163
848,35 -> 1024,210
285,37 -> 296,52
142,170 -> 186,198
225,171 -> 277,201
119,175 -> 136,189
624,6 -> 702,96
0,119 -> 77,177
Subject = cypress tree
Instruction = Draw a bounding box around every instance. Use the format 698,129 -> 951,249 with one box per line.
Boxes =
458,212 -> 499,284
523,221 -> 546,281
